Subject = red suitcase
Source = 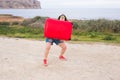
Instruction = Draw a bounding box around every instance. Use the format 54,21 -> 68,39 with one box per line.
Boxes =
44,18 -> 72,40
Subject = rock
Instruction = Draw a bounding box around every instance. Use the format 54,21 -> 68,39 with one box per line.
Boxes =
0,0 -> 41,9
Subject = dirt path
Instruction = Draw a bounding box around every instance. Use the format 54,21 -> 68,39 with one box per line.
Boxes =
0,37 -> 120,80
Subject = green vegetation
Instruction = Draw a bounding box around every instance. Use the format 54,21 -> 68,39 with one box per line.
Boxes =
71,19 -> 120,43
0,22 -> 10,25
0,17 -> 120,44
0,25 -> 44,40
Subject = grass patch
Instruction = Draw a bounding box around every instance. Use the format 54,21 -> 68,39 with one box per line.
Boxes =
71,31 -> 120,44
0,25 -> 120,44
0,25 -> 44,40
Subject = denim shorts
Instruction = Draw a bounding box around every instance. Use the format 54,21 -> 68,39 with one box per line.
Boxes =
46,38 -> 63,45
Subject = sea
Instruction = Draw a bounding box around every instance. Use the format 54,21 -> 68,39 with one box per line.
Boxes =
0,8 -> 120,20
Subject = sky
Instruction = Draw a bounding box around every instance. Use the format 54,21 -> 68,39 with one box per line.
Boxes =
39,0 -> 120,8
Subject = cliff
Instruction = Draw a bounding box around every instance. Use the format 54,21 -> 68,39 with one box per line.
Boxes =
0,0 -> 41,9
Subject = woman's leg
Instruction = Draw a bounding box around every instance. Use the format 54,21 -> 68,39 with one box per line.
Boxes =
43,42 -> 51,65
44,42 -> 51,59
58,42 -> 67,58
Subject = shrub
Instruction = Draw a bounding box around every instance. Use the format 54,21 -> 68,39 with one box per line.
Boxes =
12,22 -> 19,25
89,32 -> 98,38
0,22 -> 10,25
103,35 -> 116,40
33,16 -> 41,20
72,21 -> 79,29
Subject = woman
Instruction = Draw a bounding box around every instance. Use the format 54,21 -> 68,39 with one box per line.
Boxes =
43,14 -> 68,66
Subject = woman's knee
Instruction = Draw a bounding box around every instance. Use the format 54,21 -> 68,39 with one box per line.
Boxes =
46,43 -> 51,50
63,45 -> 67,50
60,44 -> 67,50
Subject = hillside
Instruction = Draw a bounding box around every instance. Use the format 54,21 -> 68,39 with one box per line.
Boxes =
0,0 -> 41,9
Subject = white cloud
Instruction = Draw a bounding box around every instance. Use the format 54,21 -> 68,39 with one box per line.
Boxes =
38,0 -> 120,8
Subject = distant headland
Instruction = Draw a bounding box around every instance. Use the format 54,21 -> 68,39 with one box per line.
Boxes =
0,0 -> 41,9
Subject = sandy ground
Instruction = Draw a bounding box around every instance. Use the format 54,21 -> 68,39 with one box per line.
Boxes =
0,37 -> 120,80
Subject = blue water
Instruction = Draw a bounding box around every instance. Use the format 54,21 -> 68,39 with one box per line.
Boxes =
0,8 -> 120,20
